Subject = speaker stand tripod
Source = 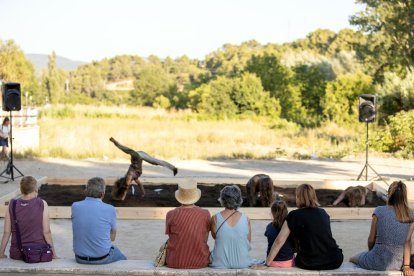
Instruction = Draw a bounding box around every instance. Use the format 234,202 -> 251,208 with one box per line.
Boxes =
357,122 -> 388,185
0,111 -> 24,182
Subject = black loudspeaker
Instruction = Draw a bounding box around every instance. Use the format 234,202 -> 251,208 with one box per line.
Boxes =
2,82 -> 21,111
358,94 -> 376,123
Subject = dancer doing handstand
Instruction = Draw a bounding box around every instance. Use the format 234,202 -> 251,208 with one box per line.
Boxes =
110,137 -> 178,200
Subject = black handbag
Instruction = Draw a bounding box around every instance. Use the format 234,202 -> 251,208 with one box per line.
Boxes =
11,199 -> 53,263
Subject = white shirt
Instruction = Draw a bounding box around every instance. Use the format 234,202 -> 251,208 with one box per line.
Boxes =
0,125 -> 9,139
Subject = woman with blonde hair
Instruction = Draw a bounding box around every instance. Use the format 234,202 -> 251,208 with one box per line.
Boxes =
265,184 -> 343,270
351,181 -> 414,273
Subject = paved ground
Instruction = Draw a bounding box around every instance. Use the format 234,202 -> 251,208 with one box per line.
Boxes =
0,157 -> 413,261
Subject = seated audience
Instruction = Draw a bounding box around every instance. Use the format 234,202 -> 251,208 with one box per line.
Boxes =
165,180 -> 210,268
246,174 -> 274,207
0,176 -> 57,260
350,181 -> 414,273
332,185 -> 368,207
210,185 -> 255,268
72,177 -> 126,264
266,184 -> 343,270
265,200 -> 295,268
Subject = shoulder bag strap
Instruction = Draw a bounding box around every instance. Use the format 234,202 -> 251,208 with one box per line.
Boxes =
11,200 -> 24,252
215,210 -> 238,235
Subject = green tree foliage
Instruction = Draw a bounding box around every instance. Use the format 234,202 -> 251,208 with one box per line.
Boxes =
188,73 -> 280,118
42,51 -> 68,103
350,0 -> 414,75
0,39 -> 39,102
377,72 -> 414,119
130,64 -> 173,106
323,73 -> 374,126
292,64 -> 327,126
372,110 -> 414,157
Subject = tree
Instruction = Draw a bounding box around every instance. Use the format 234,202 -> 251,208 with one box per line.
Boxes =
377,72 -> 414,119
246,53 -> 302,121
130,64 -> 172,106
0,39 -> 39,103
42,51 -> 67,103
350,0 -> 414,73
293,64 -> 327,126
188,76 -> 237,117
323,73 -> 375,125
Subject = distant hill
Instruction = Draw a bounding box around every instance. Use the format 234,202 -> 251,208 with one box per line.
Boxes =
26,53 -> 85,72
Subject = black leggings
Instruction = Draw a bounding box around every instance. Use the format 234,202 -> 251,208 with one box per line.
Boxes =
295,250 -> 344,270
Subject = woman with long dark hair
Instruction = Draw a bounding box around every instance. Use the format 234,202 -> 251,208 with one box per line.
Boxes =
351,181 -> 414,274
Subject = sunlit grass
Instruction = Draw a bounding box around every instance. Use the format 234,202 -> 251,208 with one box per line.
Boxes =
29,105 -> 367,160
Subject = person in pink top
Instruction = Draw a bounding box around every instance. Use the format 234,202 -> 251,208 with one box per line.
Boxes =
0,176 -> 57,260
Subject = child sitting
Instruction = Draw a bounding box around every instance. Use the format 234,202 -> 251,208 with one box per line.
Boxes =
265,200 -> 295,268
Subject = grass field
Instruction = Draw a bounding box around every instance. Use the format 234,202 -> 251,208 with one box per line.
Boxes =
33,105 -> 368,160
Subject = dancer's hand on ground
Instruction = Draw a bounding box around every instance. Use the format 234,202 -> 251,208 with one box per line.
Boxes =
173,168 -> 178,176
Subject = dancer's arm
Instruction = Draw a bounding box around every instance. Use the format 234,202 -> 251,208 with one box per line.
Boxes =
332,190 -> 346,206
138,151 -> 178,175
109,137 -> 138,157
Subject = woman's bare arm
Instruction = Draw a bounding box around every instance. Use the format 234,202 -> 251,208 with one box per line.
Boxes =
266,221 -> 291,266
403,224 -> 414,275
367,215 -> 378,250
42,200 -> 57,258
247,218 -> 252,242
210,215 -> 217,240
0,208 -> 11,258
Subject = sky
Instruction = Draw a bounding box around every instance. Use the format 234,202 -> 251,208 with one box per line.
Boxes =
0,0 -> 363,62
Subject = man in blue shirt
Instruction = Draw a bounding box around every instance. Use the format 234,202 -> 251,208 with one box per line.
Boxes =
72,177 -> 127,264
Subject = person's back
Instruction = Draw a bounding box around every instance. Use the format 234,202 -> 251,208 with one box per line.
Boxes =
357,206 -> 411,270
9,197 -> 45,260
166,206 -> 210,268
71,177 -> 126,264
72,198 -> 115,257
288,207 -> 341,267
210,212 -> 253,269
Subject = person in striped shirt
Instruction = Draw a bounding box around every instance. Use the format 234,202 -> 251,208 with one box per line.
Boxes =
165,180 -> 210,269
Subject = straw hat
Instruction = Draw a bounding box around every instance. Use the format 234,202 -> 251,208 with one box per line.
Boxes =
175,180 -> 201,205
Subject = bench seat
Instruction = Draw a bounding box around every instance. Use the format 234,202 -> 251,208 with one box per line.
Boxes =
0,259 -> 403,275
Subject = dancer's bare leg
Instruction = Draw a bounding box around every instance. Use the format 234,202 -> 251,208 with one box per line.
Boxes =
122,174 -> 134,200
134,179 -> 146,197
110,137 -> 138,157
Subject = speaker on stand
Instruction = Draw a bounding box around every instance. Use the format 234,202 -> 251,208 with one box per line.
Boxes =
356,94 -> 387,185
0,82 -> 24,182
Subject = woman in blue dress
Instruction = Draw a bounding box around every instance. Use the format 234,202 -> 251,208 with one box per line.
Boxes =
210,185 -> 255,269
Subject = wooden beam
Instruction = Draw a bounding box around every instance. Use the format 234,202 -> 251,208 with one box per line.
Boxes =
39,206 -> 376,220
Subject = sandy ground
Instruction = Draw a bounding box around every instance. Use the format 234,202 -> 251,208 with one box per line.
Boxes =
0,157 -> 413,261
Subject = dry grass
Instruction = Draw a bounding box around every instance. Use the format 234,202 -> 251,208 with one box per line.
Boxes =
33,105 -> 366,160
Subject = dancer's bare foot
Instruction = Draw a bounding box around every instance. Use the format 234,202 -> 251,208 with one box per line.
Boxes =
109,137 -> 116,143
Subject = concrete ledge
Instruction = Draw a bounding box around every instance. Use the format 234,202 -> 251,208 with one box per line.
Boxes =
0,259 -> 403,275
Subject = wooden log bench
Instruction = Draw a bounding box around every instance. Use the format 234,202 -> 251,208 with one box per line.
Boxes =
0,259 -> 403,275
